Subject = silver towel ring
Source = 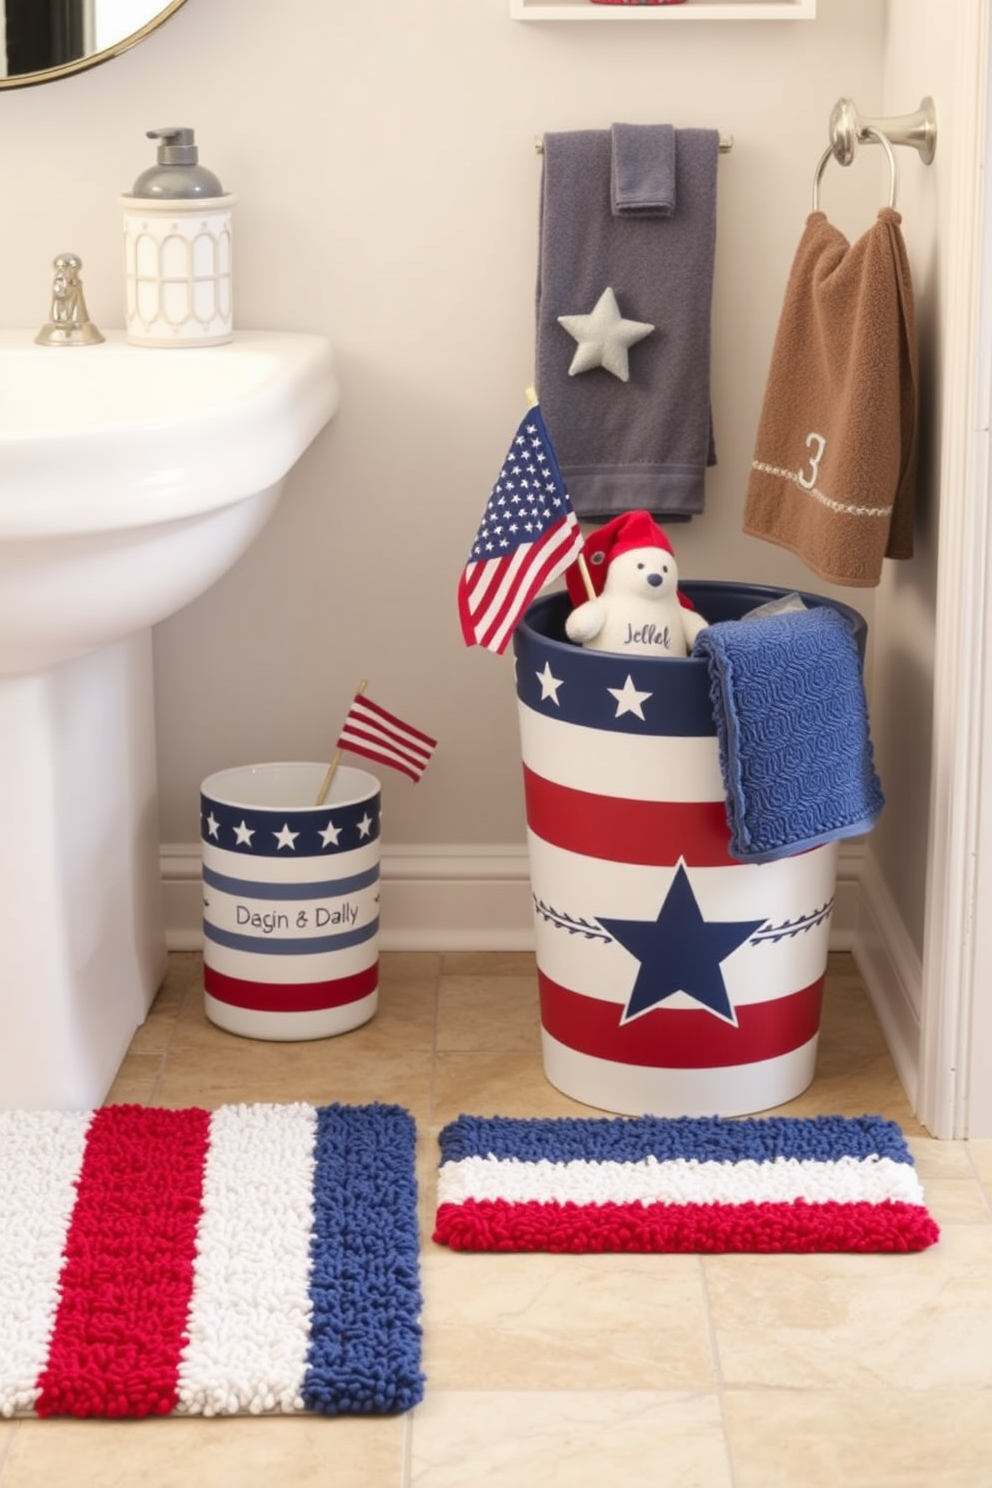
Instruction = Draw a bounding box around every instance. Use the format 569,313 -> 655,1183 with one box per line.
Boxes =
811,125 -> 898,213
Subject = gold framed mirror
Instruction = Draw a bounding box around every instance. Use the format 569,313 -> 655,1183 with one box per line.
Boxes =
0,1 -> 189,89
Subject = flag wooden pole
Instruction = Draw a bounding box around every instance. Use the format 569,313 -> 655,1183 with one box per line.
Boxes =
315,679 -> 367,806
525,385 -> 595,603
576,553 -> 596,602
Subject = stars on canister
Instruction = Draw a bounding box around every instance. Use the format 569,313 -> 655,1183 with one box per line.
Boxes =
607,674 -> 652,720
536,662 -> 564,705
200,797 -> 380,856
529,663 -> 655,723
273,823 -> 299,852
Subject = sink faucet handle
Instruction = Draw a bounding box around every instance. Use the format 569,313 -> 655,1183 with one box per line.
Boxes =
36,253 -> 105,347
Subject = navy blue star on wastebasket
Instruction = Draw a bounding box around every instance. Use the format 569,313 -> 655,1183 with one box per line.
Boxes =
598,862 -> 766,1026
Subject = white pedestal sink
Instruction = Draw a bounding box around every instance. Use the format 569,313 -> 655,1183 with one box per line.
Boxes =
0,330 -> 339,1109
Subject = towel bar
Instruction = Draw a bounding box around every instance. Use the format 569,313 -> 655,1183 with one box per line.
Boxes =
828,96 -> 937,167
534,134 -> 733,153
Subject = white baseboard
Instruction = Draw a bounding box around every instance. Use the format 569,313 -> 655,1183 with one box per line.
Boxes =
846,847 -> 924,1117
163,840 -> 867,952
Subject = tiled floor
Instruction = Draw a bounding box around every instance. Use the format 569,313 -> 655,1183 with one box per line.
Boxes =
3,950 -> 992,1487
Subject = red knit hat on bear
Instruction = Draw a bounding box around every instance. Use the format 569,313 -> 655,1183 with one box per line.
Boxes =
565,510 -> 693,608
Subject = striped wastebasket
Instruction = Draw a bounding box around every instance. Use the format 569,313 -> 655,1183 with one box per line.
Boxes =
513,584 -> 867,1117
200,761 -> 380,1040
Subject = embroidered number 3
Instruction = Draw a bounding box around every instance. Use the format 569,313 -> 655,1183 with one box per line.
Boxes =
797,431 -> 827,491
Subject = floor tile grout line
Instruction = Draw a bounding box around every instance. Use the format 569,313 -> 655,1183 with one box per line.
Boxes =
0,1421 -> 18,1485
125,960 -> 199,1107
426,965 -> 442,1131
150,964 -> 197,1105
146,977 -> 190,1104
698,1255 -> 742,1488
146,1052 -> 168,1106
963,1144 -> 992,1218
400,1403 -> 414,1488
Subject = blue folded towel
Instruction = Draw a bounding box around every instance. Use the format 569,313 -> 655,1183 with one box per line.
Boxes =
691,607 -> 885,864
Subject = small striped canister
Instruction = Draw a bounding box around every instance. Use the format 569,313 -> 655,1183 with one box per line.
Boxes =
513,585 -> 867,1118
200,762 -> 380,1040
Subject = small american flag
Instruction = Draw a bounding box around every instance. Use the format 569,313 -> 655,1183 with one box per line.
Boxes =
336,692 -> 437,783
458,403 -> 583,655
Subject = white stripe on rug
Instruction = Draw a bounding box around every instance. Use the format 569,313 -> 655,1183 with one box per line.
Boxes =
0,1111 -> 93,1418
436,1153 -> 925,1208
176,1102 -> 318,1416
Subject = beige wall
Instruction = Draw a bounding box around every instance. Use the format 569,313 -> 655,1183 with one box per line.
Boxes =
1,0 -> 891,852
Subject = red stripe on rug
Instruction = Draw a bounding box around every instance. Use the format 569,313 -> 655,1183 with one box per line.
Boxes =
204,963 -> 378,1012
433,1198 -> 941,1255
538,970 -> 824,1068
35,1104 -> 211,1419
522,766 -> 734,867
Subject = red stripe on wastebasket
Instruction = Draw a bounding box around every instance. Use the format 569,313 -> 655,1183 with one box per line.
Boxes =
522,766 -> 734,867
537,970 -> 824,1068
204,963 -> 378,1013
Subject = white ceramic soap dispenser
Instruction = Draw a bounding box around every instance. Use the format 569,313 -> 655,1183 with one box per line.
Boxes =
121,127 -> 235,347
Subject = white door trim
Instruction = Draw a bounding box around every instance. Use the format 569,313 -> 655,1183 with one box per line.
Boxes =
917,4 -> 991,1137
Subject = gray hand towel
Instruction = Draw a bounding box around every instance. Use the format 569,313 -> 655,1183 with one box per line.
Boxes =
536,126 -> 719,521
611,123 -> 676,217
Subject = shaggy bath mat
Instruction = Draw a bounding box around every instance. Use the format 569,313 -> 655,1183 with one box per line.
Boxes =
0,1102 -> 423,1419
433,1113 -> 939,1254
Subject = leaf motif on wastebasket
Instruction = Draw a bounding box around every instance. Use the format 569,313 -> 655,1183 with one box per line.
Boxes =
533,897 -> 612,942
533,893 -> 834,950
749,899 -> 834,944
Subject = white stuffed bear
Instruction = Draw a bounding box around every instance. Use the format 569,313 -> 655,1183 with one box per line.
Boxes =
564,510 -> 707,658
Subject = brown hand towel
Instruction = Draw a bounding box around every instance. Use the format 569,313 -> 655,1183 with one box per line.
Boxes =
742,207 -> 918,588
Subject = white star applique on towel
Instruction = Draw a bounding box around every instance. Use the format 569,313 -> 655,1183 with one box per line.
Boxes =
557,287 -> 655,383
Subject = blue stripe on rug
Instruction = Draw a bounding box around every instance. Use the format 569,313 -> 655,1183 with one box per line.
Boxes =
438,1113 -> 916,1166
302,1103 -> 424,1415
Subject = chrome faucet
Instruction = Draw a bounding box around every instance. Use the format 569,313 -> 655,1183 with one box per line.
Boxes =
36,253 -> 104,346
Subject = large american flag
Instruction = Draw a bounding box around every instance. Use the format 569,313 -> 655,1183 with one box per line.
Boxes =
458,403 -> 583,655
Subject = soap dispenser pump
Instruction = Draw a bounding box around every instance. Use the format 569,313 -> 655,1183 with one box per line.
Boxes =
120,127 -> 236,347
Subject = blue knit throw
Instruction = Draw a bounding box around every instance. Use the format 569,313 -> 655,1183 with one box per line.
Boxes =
692,607 -> 884,863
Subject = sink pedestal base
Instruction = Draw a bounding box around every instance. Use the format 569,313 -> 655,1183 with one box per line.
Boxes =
0,632 -> 167,1109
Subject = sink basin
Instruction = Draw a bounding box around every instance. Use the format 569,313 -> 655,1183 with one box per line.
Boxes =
0,329 -> 339,1109
0,330 -> 335,529
0,330 -> 338,672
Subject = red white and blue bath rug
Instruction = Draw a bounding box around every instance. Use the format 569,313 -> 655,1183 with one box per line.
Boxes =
0,1101 -> 423,1419
433,1113 -> 939,1255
